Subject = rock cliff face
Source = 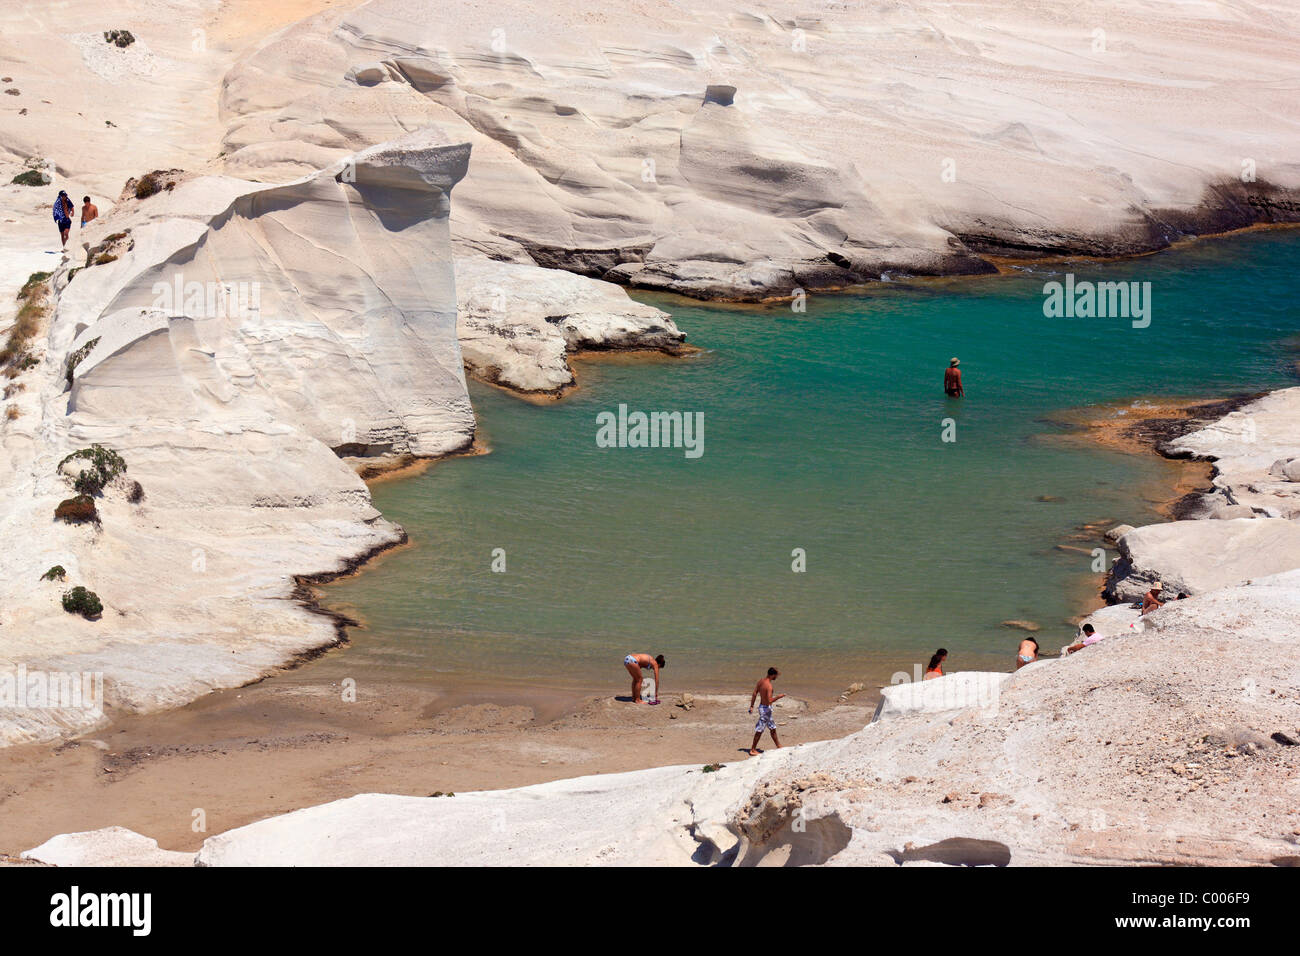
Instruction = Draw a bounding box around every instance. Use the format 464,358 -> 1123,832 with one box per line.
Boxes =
216,0 -> 1300,300
456,258 -> 686,394
0,128 -> 474,745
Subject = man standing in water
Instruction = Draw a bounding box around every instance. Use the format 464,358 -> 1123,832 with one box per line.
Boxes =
748,667 -> 785,755
622,652 -> 664,704
944,357 -> 964,397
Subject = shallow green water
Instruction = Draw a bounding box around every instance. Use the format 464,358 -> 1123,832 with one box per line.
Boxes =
318,231 -> 1300,696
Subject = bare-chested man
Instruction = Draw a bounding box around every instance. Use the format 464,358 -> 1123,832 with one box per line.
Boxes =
622,652 -> 664,704
80,196 -> 98,228
748,667 -> 785,755
944,357 -> 964,397
1015,636 -> 1038,669
1141,582 -> 1164,615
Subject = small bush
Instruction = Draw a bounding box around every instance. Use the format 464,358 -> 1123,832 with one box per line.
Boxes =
41,565 -> 66,582
65,337 -> 99,385
1,273 -> 50,371
93,253 -> 118,265
60,443 -> 125,495
104,232 -> 128,243
62,586 -> 103,619
3,382 -> 25,399
5,405 -> 17,421
54,495 -> 99,524
103,30 -> 135,48
134,173 -> 161,199
11,169 -> 46,187
17,272 -> 52,299
73,470 -> 100,495
126,480 -> 145,504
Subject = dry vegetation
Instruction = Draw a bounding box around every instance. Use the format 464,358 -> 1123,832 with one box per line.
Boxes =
0,272 -> 51,373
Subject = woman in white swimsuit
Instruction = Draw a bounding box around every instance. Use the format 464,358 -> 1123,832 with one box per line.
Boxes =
622,652 -> 665,704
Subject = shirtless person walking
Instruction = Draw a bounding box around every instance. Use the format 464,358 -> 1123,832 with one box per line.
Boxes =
944,357 -> 964,397
80,196 -> 98,228
622,652 -> 664,704
748,667 -> 785,755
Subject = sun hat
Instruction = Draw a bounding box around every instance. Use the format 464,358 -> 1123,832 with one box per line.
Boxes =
949,357 -> 960,366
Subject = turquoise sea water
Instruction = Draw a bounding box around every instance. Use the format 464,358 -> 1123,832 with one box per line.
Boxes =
315,231 -> 1300,697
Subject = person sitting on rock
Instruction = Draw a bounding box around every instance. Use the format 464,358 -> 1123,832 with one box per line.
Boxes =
1141,582 -> 1164,615
924,648 -> 947,679
1066,623 -> 1103,654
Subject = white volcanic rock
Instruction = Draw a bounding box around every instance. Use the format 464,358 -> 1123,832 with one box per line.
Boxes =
0,128 -> 474,745
873,672 -> 1009,721
456,258 -> 685,394
1099,388 -> 1300,604
1169,387 -> 1300,519
22,827 -> 193,867
1105,518 -> 1300,603
214,0 -> 1300,299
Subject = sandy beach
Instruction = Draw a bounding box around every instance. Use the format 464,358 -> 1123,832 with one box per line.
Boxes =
0,672 -> 873,855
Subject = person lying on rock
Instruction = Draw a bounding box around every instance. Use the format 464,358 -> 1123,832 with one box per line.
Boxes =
1141,582 -> 1164,615
622,652 -> 664,704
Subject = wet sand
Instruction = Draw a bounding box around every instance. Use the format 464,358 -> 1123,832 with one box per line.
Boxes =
0,673 -> 873,856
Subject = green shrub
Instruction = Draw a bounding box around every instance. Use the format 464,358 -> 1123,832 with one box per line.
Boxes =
60,443 -> 125,496
54,495 -> 99,524
41,565 -> 66,582
93,253 -> 118,266
65,337 -> 99,386
103,30 -> 134,48
10,170 -> 46,187
62,586 -> 103,618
